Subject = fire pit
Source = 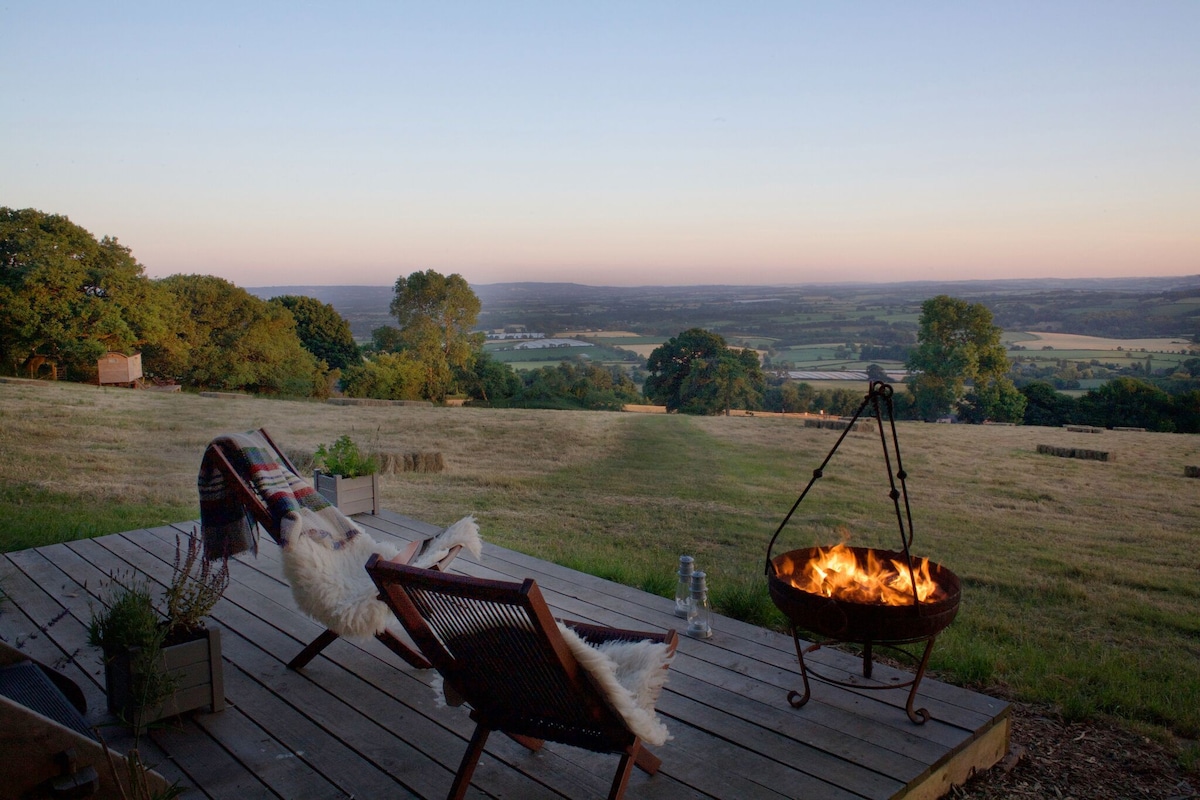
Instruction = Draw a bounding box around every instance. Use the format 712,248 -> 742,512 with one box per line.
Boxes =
765,382 -> 961,724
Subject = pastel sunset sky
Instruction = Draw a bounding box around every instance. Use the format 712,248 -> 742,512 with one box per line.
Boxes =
3,2 -> 1197,287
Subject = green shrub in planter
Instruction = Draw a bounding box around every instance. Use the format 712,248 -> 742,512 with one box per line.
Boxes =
313,435 -> 379,478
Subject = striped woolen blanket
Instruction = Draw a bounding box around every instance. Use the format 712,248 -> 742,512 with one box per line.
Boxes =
198,431 -> 360,560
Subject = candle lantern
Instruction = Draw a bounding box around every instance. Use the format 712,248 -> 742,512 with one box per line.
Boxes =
674,555 -> 695,618
686,571 -> 713,639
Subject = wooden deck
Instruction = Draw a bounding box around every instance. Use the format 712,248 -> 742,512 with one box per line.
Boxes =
0,511 -> 1009,799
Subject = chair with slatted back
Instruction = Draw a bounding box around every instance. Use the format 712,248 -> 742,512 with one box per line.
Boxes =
199,428 -> 480,671
366,555 -> 678,800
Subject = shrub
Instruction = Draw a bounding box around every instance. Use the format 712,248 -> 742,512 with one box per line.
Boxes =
314,434 -> 379,478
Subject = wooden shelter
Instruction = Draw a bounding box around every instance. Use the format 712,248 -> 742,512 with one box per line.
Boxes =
97,351 -> 143,387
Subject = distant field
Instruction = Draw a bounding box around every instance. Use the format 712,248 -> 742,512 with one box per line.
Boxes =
483,339 -> 640,368
1008,331 -> 1195,352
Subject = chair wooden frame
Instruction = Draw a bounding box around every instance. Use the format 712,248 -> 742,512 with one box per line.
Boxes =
206,428 -> 460,671
366,554 -> 678,800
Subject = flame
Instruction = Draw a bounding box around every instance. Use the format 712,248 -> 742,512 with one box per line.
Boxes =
781,544 -> 944,606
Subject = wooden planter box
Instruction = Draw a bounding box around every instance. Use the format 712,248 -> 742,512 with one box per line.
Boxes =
313,471 -> 380,515
104,627 -> 224,728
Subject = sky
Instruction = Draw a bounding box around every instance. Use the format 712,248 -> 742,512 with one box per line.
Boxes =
3,2 -> 1198,287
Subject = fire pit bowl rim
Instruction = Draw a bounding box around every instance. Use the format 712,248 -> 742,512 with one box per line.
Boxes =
768,545 -> 961,643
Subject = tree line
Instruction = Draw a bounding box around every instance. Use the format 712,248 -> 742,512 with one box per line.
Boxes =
4,208 -> 1195,431
0,208 -> 645,411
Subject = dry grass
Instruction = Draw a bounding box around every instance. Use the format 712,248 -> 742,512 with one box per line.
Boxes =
3,378 -> 1200,746
0,378 -> 625,520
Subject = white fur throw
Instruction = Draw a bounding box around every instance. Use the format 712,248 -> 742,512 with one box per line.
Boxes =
556,623 -> 674,746
281,513 -> 482,640
430,623 -> 674,746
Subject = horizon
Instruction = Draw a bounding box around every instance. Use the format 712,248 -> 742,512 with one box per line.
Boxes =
244,273 -> 1200,291
4,3 -> 1198,287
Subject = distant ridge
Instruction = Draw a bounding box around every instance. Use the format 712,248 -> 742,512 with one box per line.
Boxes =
248,276 -> 1200,341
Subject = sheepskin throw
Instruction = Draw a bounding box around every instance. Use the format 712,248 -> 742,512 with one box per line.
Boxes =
430,621 -> 674,746
282,515 -> 481,639
557,623 -> 674,746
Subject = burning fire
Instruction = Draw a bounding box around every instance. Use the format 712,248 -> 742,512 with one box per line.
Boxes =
781,544 -> 944,606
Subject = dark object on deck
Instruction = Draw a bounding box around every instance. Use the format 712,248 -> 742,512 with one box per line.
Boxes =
766,381 -> 961,724
367,557 -> 678,800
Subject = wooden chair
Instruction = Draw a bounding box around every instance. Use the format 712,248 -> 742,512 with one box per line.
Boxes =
205,428 -> 463,671
366,555 -> 678,800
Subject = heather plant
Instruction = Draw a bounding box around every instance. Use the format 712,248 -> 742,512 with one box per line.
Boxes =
163,528 -> 230,643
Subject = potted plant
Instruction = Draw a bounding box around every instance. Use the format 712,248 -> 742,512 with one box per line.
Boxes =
88,529 -> 228,734
312,434 -> 381,515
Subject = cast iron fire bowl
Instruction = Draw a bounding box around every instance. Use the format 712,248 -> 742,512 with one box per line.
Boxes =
768,546 -> 961,645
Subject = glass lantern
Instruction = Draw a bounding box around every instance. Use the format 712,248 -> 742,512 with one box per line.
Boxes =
686,571 -> 713,639
674,555 -> 695,618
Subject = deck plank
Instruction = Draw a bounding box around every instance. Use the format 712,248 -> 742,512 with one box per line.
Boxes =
0,515 -> 1010,799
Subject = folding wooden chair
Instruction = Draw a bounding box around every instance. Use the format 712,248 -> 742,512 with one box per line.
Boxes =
204,428 -> 464,671
366,555 -> 678,800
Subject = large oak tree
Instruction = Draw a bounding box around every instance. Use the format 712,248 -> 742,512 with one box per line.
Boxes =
906,295 -> 1024,422
645,328 -> 765,414
387,270 -> 482,402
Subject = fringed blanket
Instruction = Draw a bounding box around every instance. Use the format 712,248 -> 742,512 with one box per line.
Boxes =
198,430 -> 360,560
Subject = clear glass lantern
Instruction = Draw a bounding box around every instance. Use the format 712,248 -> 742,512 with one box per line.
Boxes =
686,571 -> 712,639
674,555 -> 695,618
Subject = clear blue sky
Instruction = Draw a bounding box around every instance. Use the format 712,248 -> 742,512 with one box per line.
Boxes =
3,2 -> 1197,287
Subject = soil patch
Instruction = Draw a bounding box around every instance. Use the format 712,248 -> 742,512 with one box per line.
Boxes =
955,702 -> 1197,799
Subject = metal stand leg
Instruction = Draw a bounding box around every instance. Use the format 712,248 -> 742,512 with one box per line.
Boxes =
904,636 -> 936,725
785,627 -> 937,725
786,627 -> 812,709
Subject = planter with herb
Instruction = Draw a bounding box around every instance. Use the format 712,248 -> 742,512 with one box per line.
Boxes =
312,434 -> 380,515
88,529 -> 228,733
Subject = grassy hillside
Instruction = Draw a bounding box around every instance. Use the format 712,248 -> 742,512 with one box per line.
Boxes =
2,378 -> 1198,759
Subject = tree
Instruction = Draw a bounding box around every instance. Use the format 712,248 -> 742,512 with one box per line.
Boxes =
0,207 -> 174,381
341,352 -> 425,400
370,325 -> 405,354
1076,377 -> 1175,432
1020,381 -> 1076,427
389,270 -> 482,402
644,328 -> 765,414
270,295 -> 360,371
503,359 -> 643,411
157,274 -> 327,396
906,295 -> 1023,422
455,351 -> 521,405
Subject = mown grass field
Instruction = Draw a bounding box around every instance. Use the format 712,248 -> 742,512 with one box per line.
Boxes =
2,378 -> 1198,763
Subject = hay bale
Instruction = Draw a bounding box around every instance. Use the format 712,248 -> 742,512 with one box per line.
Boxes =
1065,425 -> 1104,434
372,450 -> 445,474
326,398 -> 435,407
1185,466 -> 1200,479
803,418 -> 874,433
285,448 -> 315,473
199,391 -> 252,399
1037,444 -> 1113,462
1113,427 -> 1147,432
